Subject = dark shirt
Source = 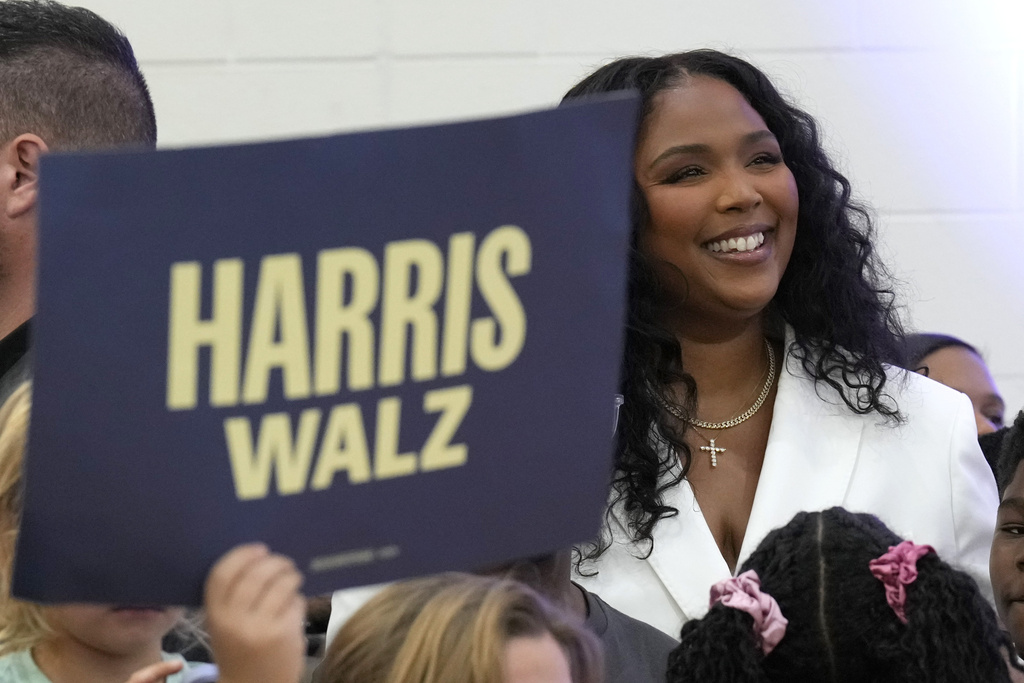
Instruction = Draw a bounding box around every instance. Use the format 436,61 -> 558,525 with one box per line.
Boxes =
0,320 -> 30,405
580,585 -> 677,683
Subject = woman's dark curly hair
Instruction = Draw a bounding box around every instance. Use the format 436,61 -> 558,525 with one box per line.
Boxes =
562,51 -> 906,564
668,507 -> 1019,682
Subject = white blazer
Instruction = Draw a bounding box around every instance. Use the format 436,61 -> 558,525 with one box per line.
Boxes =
574,346 -> 998,637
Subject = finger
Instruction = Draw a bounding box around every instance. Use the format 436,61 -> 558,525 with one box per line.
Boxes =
124,659 -> 184,683
230,554 -> 298,613
259,565 -> 305,618
205,543 -> 269,609
284,594 -> 308,629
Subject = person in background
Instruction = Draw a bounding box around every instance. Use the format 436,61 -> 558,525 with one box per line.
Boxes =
485,550 -> 676,683
318,573 -> 601,683
991,410 -> 1024,657
902,332 -> 1006,436
0,383 -> 307,683
669,507 -> 1019,682
0,0 -> 156,400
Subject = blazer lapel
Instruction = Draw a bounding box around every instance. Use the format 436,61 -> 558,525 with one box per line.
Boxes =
614,468 -> 733,621
736,344 -> 864,568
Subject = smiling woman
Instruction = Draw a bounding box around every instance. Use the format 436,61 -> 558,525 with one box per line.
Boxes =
562,50 -> 999,638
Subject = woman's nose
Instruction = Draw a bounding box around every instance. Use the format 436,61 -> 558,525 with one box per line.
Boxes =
716,169 -> 762,213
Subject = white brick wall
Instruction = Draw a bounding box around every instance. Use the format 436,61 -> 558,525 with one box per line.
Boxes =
67,0 -> 1024,416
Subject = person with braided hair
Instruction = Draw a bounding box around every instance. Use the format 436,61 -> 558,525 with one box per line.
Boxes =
563,50 -> 997,636
667,507 -> 1020,682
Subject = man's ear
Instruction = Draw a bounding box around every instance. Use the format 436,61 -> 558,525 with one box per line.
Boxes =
1,134 -> 49,220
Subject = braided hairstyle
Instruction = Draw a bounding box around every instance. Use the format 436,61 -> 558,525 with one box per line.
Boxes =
668,507 -> 1017,682
563,51 -> 905,565
996,410 -> 1024,496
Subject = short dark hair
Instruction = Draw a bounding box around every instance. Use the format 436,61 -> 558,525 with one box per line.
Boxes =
996,411 -> 1024,496
899,332 -> 980,374
668,507 -> 1017,682
0,0 -> 156,149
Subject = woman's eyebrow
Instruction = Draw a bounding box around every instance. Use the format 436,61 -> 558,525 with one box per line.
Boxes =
647,130 -> 779,169
648,143 -> 710,169
998,497 -> 1024,513
743,129 -> 777,145
992,394 -> 1006,410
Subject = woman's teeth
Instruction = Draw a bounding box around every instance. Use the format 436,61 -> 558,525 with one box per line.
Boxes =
706,232 -> 765,253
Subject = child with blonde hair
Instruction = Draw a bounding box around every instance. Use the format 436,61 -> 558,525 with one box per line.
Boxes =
320,572 -> 602,683
0,383 -> 307,683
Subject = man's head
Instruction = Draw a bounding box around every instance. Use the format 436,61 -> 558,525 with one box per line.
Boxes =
0,0 -> 155,337
0,0 -> 156,150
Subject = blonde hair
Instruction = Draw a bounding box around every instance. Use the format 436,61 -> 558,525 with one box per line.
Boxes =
320,573 -> 602,683
0,382 -> 51,655
0,382 -> 206,657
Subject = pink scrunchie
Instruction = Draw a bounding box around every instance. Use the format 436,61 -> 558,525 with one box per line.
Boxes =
868,540 -> 934,624
709,570 -> 788,655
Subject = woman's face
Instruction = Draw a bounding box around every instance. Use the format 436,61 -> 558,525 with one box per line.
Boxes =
634,76 -> 799,324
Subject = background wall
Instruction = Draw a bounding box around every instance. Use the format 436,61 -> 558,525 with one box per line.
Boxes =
71,0 -> 1024,415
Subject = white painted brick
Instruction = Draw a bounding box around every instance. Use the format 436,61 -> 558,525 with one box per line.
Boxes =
1018,51 -> 1024,212
536,0 -> 861,54
386,0 -> 544,55
71,0 -> 232,62
877,213 -> 1024,414
144,63 -> 385,147
385,58 -> 590,126
228,0 -> 381,60
753,51 -> 1018,214
859,0 -> 1024,49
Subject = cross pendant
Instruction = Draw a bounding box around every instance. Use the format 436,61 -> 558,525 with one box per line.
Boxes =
700,439 -> 726,467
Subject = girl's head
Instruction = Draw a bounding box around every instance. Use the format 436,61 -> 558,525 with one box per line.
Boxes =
669,507 -> 1014,682
319,573 -> 602,683
902,332 -> 1005,435
0,382 -> 184,659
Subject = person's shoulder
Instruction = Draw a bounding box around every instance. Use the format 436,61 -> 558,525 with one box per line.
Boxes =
584,590 -> 677,683
587,589 -> 678,648
0,650 -> 49,683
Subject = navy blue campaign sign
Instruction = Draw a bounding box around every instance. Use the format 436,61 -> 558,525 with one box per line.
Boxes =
14,93 -> 638,606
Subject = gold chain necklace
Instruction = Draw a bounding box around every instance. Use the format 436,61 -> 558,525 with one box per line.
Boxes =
679,339 -> 775,429
662,339 -> 776,468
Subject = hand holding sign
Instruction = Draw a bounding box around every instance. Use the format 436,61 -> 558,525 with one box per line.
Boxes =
204,544 -> 305,683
